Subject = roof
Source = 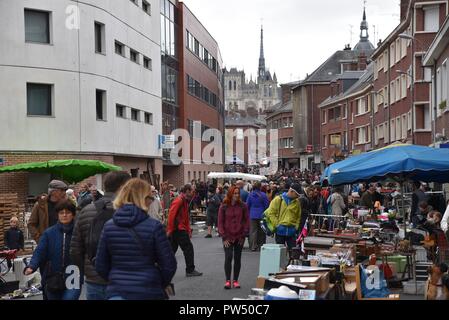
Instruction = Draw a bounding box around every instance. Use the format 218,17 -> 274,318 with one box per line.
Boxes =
319,63 -> 374,108
266,101 -> 293,119
298,50 -> 360,85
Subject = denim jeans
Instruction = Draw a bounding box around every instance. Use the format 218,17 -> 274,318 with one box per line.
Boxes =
46,288 -> 81,300
86,282 -> 108,301
275,234 -> 296,250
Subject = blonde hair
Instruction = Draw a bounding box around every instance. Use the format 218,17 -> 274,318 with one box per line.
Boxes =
113,178 -> 152,211
10,216 -> 19,223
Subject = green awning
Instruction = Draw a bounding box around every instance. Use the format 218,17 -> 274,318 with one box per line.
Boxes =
0,159 -> 122,183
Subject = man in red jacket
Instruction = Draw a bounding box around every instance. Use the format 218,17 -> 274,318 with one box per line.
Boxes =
167,184 -> 203,277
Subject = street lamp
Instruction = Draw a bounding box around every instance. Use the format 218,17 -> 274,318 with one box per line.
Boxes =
396,67 -> 415,145
372,91 -> 390,145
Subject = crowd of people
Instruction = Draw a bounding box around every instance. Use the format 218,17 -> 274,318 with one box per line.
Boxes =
3,166 -> 448,300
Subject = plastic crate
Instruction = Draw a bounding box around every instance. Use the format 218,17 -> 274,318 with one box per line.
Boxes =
403,281 -> 426,295
414,246 -> 428,262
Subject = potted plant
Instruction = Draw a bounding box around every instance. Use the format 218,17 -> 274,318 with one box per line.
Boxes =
439,100 -> 447,110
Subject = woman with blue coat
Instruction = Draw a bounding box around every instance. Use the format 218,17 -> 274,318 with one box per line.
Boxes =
25,199 -> 83,300
246,182 -> 270,251
95,178 -> 177,300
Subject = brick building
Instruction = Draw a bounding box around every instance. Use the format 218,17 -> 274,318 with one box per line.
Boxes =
265,101 -> 296,168
292,9 -> 374,171
161,1 -> 225,187
224,113 -> 265,166
370,0 -> 448,149
319,65 -> 374,165
424,14 -> 449,146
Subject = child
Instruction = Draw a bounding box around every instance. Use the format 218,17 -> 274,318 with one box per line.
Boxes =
5,216 -> 24,251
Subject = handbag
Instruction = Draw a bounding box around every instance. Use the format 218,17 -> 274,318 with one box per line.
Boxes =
45,233 -> 67,293
127,226 -> 175,298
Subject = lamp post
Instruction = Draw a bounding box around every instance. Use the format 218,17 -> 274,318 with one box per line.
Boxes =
398,32 -> 430,145
397,69 -> 415,144
372,91 -> 389,146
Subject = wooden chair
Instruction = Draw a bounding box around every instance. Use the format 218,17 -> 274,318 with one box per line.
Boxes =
355,264 -> 400,300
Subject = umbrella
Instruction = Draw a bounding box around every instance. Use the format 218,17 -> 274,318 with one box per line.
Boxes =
327,144 -> 449,186
0,159 -> 122,183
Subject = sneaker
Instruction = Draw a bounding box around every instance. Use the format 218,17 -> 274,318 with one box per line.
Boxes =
186,270 -> 203,277
204,234 -> 212,239
233,281 -> 241,289
224,280 -> 232,290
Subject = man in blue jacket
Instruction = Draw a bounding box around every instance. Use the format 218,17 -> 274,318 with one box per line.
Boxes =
246,182 -> 269,251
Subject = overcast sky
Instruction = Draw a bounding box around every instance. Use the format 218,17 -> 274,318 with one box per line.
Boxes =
181,0 -> 402,84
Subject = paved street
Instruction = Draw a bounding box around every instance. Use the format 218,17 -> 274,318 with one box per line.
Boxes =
171,226 -> 261,300
4,225 -> 262,301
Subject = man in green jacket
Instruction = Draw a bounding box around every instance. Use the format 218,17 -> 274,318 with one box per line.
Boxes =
264,183 -> 302,249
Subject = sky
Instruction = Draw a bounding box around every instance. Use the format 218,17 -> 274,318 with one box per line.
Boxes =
181,0 -> 402,84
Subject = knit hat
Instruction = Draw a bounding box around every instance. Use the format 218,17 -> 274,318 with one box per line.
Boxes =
289,183 -> 302,197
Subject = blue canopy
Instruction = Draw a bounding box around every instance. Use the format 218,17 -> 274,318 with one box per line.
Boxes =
326,144 -> 449,186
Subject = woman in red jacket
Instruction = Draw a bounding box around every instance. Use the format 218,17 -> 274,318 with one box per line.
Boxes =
218,186 -> 249,290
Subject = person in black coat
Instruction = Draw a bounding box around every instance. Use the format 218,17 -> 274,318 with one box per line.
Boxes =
5,216 -> 24,251
95,178 -> 177,300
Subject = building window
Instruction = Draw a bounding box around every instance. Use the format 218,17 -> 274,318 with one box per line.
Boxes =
96,89 -> 106,121
25,9 -> 50,44
229,81 -> 232,91
144,112 -> 153,125
424,5 -> 440,32
94,22 -> 105,54
143,56 -> 152,70
27,83 -> 52,116
130,49 -> 139,64
116,104 -> 126,118
401,75 -> 407,99
131,108 -> 140,121
402,114 -> 407,139
142,0 -> 151,15
391,119 -> 396,141
115,41 -> 125,56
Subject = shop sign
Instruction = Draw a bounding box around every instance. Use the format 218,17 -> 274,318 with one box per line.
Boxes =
158,135 -> 175,149
306,145 -> 313,153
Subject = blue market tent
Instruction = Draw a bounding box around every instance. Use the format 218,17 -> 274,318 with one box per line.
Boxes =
325,144 -> 449,186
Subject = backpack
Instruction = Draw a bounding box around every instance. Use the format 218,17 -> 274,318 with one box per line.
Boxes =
87,199 -> 115,264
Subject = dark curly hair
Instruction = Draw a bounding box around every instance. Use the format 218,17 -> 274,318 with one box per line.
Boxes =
54,199 -> 77,216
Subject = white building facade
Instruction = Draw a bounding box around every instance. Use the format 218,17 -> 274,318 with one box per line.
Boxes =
0,0 -> 163,198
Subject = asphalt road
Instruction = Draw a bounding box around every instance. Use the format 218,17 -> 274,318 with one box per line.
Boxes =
171,227 -> 261,300
5,225 -> 262,301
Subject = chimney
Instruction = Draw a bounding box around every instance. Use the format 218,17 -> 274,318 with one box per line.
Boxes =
358,52 -> 367,71
400,0 -> 410,22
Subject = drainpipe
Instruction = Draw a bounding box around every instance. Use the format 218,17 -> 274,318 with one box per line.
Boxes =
432,60 -> 437,146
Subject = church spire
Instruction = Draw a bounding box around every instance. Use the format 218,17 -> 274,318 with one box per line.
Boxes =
258,25 -> 266,81
360,5 -> 369,41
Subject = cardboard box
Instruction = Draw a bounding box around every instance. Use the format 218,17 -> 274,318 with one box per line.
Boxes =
274,271 -> 330,295
256,276 -> 266,289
